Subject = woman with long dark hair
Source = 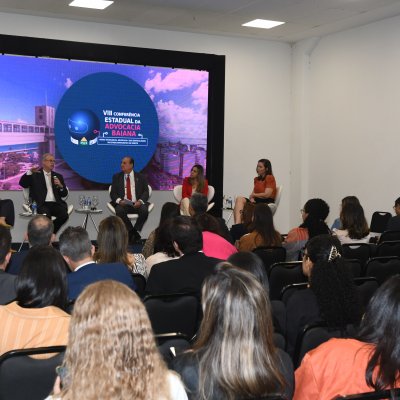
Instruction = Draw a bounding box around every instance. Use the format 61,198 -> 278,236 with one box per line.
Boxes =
284,198 -> 331,261
233,158 -> 277,224
238,203 -> 282,251
142,202 -> 180,258
294,275 -> 400,399
333,202 -> 370,244
285,234 -> 362,357
181,164 -> 208,216
0,245 -> 69,356
173,264 -> 294,400
93,216 -> 147,277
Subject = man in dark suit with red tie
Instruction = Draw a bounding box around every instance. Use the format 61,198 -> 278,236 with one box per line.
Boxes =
19,153 -> 69,233
110,156 -> 149,243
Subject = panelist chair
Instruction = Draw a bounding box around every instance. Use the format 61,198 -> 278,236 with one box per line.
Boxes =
173,184 -> 215,212
268,185 -> 283,216
22,188 -> 74,216
107,185 -> 155,223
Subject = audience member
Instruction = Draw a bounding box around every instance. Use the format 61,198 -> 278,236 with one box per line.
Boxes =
193,212 -> 237,259
0,198 -> 15,228
142,202 -> 180,259
284,198 -> 330,261
146,216 -> 220,296
173,264 -> 293,400
238,203 -> 282,251
181,164 -> 208,216
7,215 -> 54,275
386,196 -> 400,231
333,202 -> 370,244
331,195 -> 361,230
0,246 -> 70,356
146,219 -> 180,276
59,226 -> 135,301
285,234 -> 362,357
230,201 -> 255,242
19,153 -> 69,233
233,158 -> 277,224
189,193 -> 231,241
0,226 -> 16,304
93,216 -> 147,277
47,280 -> 187,400
294,275 -> 400,399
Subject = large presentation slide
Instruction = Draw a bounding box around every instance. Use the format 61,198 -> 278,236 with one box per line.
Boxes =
0,54 -> 209,190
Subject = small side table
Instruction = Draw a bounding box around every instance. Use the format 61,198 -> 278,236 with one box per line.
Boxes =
75,209 -> 103,232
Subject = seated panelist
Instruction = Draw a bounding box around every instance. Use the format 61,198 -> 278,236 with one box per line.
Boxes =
233,158 -> 277,224
180,164 -> 208,216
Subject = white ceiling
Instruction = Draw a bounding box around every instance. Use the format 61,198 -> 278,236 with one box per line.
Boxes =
1,0 -> 400,43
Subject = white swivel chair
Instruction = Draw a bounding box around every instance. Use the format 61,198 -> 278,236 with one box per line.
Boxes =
268,185 -> 283,216
107,185 -> 155,222
22,188 -> 74,216
173,184 -> 215,213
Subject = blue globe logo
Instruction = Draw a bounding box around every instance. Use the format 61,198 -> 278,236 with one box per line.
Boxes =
67,109 -> 100,145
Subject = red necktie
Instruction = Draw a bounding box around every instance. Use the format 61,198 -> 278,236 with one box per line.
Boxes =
126,175 -> 132,200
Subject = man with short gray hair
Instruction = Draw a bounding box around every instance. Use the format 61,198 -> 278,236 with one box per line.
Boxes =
59,226 -> 136,300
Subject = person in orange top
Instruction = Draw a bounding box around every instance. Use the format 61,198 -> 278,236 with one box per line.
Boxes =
0,245 -> 69,356
233,159 -> 277,224
181,164 -> 208,216
294,275 -> 400,400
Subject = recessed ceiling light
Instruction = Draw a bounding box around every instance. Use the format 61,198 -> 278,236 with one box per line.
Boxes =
242,19 -> 285,29
69,0 -> 114,10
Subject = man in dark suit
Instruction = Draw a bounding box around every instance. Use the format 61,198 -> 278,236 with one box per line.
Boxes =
146,216 -> 221,296
0,226 -> 17,304
59,226 -> 136,301
0,199 -> 15,228
7,215 -> 55,275
110,156 -> 149,243
19,153 -> 69,233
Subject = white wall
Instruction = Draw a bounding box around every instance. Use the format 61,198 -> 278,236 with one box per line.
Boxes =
301,15 -> 400,227
0,12 -> 292,240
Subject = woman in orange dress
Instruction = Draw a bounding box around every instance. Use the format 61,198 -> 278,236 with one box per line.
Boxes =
233,159 -> 276,224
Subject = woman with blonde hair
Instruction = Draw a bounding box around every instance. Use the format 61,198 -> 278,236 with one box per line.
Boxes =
93,215 -> 147,277
48,280 -> 187,400
172,264 -> 293,400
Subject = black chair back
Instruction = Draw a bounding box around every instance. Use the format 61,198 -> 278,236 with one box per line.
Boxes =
379,230 -> 400,243
280,282 -> 308,305
353,277 -> 379,311
294,322 -> 356,368
365,256 -> 400,285
376,241 -> 400,258
144,292 -> 200,339
370,212 -> 392,234
270,300 -> 286,335
342,243 -> 371,271
155,333 -> 192,367
334,388 -> 400,399
253,246 -> 286,274
132,273 -> 146,298
0,346 -> 66,400
344,259 -> 362,278
268,261 -> 306,300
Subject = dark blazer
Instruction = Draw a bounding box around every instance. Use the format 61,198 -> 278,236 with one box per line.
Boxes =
6,250 -> 28,276
387,215 -> 400,231
146,252 -> 221,296
110,171 -> 149,205
19,169 -> 68,208
0,270 -> 17,305
67,261 -> 136,300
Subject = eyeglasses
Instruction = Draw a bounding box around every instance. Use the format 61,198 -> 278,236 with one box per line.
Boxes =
301,247 -> 309,259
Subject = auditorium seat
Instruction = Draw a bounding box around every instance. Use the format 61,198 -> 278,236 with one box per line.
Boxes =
173,184 -> 215,212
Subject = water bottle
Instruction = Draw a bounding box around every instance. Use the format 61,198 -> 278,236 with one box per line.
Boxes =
228,196 -> 233,209
31,201 -> 37,215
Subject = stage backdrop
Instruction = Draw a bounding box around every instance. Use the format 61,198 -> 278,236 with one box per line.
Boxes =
0,54 -> 209,190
